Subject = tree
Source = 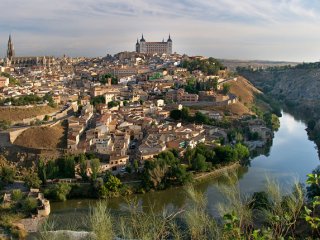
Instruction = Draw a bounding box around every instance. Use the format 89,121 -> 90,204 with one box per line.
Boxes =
171,165 -> 192,185
184,147 -> 195,166
49,183 -> 71,201
111,77 -> 118,85
79,156 -> 88,181
91,95 -> 106,107
56,156 -> 75,178
105,175 -> 122,192
214,146 -> 238,163
170,148 -> 180,158
108,101 -> 119,109
37,159 -> 47,184
222,83 -> 231,95
191,153 -> 208,172
24,171 -> 42,189
143,160 -> 169,190
170,109 -> 182,120
234,143 -> 250,160
181,107 -> 190,120
194,111 -> 211,124
46,160 -> 59,179
133,160 -> 139,173
0,165 -> 15,184
91,158 -> 100,181
156,151 -> 179,165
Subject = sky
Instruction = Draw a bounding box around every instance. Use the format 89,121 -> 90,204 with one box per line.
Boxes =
0,0 -> 320,62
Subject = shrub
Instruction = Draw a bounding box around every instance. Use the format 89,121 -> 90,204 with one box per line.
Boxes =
11,189 -> 23,202
22,197 -> 38,213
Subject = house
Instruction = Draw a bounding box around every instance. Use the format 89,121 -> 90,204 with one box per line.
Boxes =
109,155 -> 129,170
0,77 -> 9,88
138,134 -> 167,161
166,88 -> 198,102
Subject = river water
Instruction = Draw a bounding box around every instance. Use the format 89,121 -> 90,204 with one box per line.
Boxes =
49,112 -> 320,228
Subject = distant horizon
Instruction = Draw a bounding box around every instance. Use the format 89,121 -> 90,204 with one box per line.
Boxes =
0,41 -> 306,64
1,0 -> 320,62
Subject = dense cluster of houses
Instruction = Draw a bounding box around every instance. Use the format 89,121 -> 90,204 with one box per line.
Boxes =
0,51 -> 273,174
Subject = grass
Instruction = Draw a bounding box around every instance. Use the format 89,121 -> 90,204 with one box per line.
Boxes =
36,173 -> 310,240
0,204 -> 27,239
0,106 -> 57,123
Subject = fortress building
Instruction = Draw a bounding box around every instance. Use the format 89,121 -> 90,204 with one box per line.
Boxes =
135,34 -> 172,55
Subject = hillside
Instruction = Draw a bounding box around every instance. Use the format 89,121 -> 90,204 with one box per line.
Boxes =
229,76 -> 261,104
14,123 -> 66,149
238,67 -> 320,101
189,77 -> 267,116
237,63 -> 320,150
237,63 -> 320,117
0,106 -> 57,122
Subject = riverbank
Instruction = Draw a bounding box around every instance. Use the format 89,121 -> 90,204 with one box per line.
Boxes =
193,162 -> 241,181
48,112 -> 320,222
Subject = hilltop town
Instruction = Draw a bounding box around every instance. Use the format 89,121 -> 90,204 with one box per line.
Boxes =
0,34 -> 280,237
0,35 -> 276,168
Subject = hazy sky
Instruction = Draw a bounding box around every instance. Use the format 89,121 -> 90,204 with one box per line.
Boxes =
1,0 -> 320,62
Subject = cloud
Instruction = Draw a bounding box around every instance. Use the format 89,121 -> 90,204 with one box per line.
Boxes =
0,0 -> 320,61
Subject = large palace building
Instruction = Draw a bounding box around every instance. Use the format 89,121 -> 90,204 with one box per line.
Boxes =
135,34 -> 172,55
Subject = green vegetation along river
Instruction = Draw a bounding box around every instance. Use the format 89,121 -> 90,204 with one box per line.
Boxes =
48,112 -> 320,229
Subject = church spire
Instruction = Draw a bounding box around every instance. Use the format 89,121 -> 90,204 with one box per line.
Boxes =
167,34 -> 172,42
7,34 -> 15,60
140,33 -> 145,42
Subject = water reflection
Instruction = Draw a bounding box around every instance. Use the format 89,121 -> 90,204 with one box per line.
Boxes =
49,112 -> 320,225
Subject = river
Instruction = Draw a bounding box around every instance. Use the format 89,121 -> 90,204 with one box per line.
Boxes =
48,112 -> 320,229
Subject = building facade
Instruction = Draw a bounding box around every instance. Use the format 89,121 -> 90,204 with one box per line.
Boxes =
136,34 -> 172,55
4,35 -> 55,68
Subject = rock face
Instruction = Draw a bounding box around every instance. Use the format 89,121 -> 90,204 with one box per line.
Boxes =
238,65 -> 320,118
238,67 -> 320,102
237,64 -> 320,152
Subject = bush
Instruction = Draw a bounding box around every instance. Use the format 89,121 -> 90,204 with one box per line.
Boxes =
0,166 -> 15,184
191,153 -> 208,172
11,189 -> 23,202
45,183 -> 71,201
22,197 -> 38,213
24,172 -> 42,189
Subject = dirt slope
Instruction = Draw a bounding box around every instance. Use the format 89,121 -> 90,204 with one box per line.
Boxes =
0,106 -> 57,122
14,123 -> 66,149
202,77 -> 261,116
229,76 -> 261,105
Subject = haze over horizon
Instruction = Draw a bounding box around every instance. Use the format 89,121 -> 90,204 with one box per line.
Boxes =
1,0 -> 320,62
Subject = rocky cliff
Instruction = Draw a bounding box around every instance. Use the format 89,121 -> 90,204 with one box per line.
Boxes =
237,62 -> 320,149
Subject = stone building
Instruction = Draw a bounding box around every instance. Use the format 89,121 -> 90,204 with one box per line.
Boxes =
4,35 -> 55,67
135,34 -> 172,55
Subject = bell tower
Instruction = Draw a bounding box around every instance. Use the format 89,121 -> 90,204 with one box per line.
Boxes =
7,35 -> 15,60
167,34 -> 172,54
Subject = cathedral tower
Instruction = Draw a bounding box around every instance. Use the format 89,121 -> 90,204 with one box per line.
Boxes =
7,35 -> 15,60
